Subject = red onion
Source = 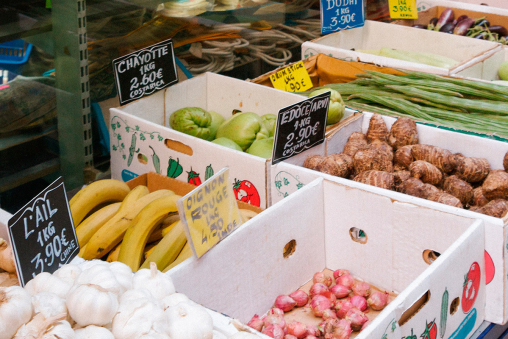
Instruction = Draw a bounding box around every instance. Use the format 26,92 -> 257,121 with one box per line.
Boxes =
333,269 -> 350,280
345,308 -> 369,331
263,325 -> 285,339
367,291 -> 389,311
289,290 -> 309,307
274,295 -> 297,312
284,336 -> 297,339
287,322 -> 308,338
318,318 -> 338,336
352,282 -> 371,297
268,308 -> 285,316
361,320 -> 371,331
336,274 -> 355,289
313,272 -> 333,287
330,284 -> 351,299
335,299 -> 353,319
247,314 -> 264,332
309,283 -> 329,298
304,336 -> 319,339
307,325 -> 321,337
322,308 -> 338,320
310,295 -> 332,317
330,319 -> 353,339
320,291 -> 337,307
350,295 -> 368,312
264,312 -> 286,329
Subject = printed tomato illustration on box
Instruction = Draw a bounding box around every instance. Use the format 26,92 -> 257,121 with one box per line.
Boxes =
233,179 -> 260,207
462,262 -> 480,313
187,168 -> 202,186
421,319 -> 437,339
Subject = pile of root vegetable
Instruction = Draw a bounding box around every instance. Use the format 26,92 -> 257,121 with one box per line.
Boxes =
304,114 -> 508,218
246,270 -> 390,339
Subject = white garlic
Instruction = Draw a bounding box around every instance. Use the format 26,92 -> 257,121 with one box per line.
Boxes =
74,325 -> 114,339
161,292 -> 191,310
69,256 -> 85,265
132,262 -> 175,300
53,264 -> 81,285
139,331 -> 171,339
74,264 -> 126,296
0,286 -> 33,339
25,272 -> 72,299
165,302 -> 213,339
32,292 -> 67,319
77,259 -> 108,271
14,313 -> 66,339
107,261 -> 133,291
41,320 -> 75,339
66,284 -> 118,327
213,330 -> 229,339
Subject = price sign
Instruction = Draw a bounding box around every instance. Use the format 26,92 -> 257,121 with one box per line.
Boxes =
8,177 -> 79,286
113,38 -> 178,106
272,91 -> 330,165
320,0 -> 365,35
270,61 -> 313,92
177,168 -> 242,258
388,0 -> 418,19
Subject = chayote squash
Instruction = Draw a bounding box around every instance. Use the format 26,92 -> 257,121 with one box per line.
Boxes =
216,113 -> 269,151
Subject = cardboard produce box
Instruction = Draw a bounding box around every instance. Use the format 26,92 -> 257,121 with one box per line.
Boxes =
454,46 -> 508,81
169,177 -> 486,339
300,20 -> 500,77
269,111 -> 508,325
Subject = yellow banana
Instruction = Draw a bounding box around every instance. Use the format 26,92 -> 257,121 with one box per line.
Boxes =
143,241 -> 159,260
118,194 -> 180,271
78,243 -> 87,258
240,209 -> 258,222
107,242 -> 122,262
69,179 -> 131,226
146,212 -> 178,243
84,189 -> 175,260
161,216 -> 180,237
140,221 -> 186,270
75,202 -> 121,247
163,242 -> 192,272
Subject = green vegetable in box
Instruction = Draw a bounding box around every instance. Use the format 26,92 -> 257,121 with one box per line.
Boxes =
207,110 -> 225,141
216,112 -> 269,151
261,114 -> 277,137
246,137 -> 274,159
308,88 -> 345,125
169,107 -> 213,140
211,137 -> 243,151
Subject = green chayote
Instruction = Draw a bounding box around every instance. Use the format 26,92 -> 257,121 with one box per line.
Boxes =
308,88 -> 345,126
211,137 -> 243,151
216,112 -> 269,151
246,137 -> 274,159
207,110 -> 225,141
261,114 -> 277,137
169,107 -> 213,140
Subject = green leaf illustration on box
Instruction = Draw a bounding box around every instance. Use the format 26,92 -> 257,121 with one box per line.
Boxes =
167,157 -> 183,179
149,146 -> 161,174
380,317 -> 396,339
274,171 -> 304,198
440,288 -> 448,338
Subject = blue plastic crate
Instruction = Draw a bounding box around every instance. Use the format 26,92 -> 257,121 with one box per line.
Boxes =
0,39 -> 33,74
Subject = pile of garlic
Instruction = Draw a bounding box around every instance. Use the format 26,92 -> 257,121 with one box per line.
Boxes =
0,258 -> 262,339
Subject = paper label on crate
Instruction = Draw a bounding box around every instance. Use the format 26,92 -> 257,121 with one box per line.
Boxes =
272,92 -> 330,165
388,0 -> 418,19
7,177 -> 79,287
320,0 -> 365,35
270,61 -> 313,92
112,38 -> 178,106
177,168 -> 242,258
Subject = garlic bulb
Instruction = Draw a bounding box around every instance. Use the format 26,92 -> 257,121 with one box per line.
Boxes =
74,264 -> 126,296
69,256 -> 85,265
0,286 -> 33,339
132,262 -> 175,300
77,259 -> 107,271
74,325 -> 114,339
161,292 -> 191,310
107,261 -> 133,291
32,292 -> 67,319
228,332 -> 261,339
14,313 -> 66,339
139,331 -> 171,339
165,302 -> 213,339
41,320 -> 75,339
111,288 -> 168,339
53,264 -> 82,285
214,330 -> 229,339
25,272 -> 72,299
66,284 -> 118,327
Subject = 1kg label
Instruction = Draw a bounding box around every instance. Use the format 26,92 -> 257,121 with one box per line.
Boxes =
320,0 -> 365,35
270,61 -> 313,93
388,0 -> 418,19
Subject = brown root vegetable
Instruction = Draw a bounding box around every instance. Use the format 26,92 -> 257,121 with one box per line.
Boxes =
427,192 -> 463,208
343,132 -> 368,158
316,157 -> 343,176
397,177 -> 439,199
394,145 -> 414,169
478,199 -> 508,218
353,170 -> 394,190
387,117 -> 418,150
469,206 -> 483,213
329,153 -> 353,177
368,140 -> 393,160
318,154 -> 352,178
353,148 -> 393,174
504,151 -> 508,172
483,170 -> 508,200
452,153 -> 466,172
394,170 -> 411,185
366,114 -> 389,143
423,183 -> 441,197
470,187 -> 489,207
443,175 -> 474,205
411,144 -> 456,173
409,160 -> 443,186
303,155 -> 324,170
0,238 -> 16,273
0,272 -> 18,287
456,157 -> 490,183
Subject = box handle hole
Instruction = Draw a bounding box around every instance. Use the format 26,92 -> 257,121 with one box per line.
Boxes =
165,139 -> 193,156
450,297 -> 460,315
422,250 -> 441,265
283,240 -> 296,258
398,290 -> 430,326
137,154 -> 148,164
349,227 -> 367,244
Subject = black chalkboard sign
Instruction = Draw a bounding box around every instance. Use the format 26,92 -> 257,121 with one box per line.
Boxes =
272,92 -> 330,165
113,38 -> 178,106
8,177 -> 79,286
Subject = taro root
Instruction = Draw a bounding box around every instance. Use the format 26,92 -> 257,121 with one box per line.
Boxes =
482,170 -> 508,200
409,160 -> 443,186
303,155 -> 324,170
368,140 -> 393,160
479,199 -> 508,218
328,153 -> 353,178
397,177 -> 439,199
427,192 -> 463,208
469,206 -> 483,213
343,132 -> 368,158
443,175 -> 474,205
353,170 -> 395,190
387,117 -> 418,150
452,153 -> 466,172
316,157 -> 343,176
353,148 -> 393,174
393,170 -> 411,186
394,145 -> 414,169
470,187 -> 489,207
411,144 -> 456,173
366,114 -> 389,143
456,157 -> 490,183
504,151 -> 508,172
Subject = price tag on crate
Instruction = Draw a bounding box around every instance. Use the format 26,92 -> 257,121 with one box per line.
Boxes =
320,0 -> 365,35
388,0 -> 418,19
177,168 -> 243,258
272,91 -> 330,165
270,61 -> 313,92
8,177 -> 79,286
113,38 -> 179,106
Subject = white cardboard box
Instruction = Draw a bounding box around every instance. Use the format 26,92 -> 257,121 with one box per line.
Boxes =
269,112 -> 508,324
169,177 -> 486,339
301,20 -> 501,77
455,46 -> 508,81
